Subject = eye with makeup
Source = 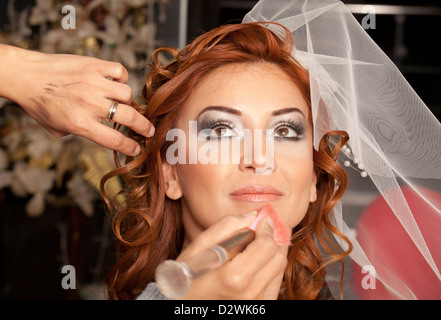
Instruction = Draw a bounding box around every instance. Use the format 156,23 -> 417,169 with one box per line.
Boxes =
272,119 -> 305,141
197,108 -> 306,142
198,119 -> 240,140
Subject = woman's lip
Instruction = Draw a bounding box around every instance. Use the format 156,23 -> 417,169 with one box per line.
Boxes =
229,186 -> 284,202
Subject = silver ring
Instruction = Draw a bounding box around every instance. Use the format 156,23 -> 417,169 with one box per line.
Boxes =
105,100 -> 118,122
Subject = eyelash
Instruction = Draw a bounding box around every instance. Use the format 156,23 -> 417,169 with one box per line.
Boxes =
199,119 -> 239,140
207,119 -> 237,130
273,119 -> 305,141
199,118 -> 304,141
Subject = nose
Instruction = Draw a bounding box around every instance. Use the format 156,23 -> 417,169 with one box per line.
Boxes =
238,129 -> 275,175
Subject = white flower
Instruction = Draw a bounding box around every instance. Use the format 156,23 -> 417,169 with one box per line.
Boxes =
11,162 -> 55,216
29,0 -> 59,26
0,148 -> 8,171
10,162 -> 28,197
25,192 -> 46,217
0,171 -> 13,189
25,125 -> 63,163
3,130 -> 22,156
66,171 -> 96,217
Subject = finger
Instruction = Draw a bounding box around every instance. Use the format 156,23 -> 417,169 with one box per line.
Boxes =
179,212 -> 258,261
250,250 -> 287,299
96,60 -> 129,83
47,129 -> 69,139
102,102 -> 155,138
82,123 -> 141,156
220,217 -> 286,297
225,217 -> 278,282
104,80 -> 133,105
248,217 -> 287,298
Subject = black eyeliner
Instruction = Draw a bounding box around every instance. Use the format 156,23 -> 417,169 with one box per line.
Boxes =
197,117 -> 239,140
197,118 -> 236,131
273,119 -> 305,141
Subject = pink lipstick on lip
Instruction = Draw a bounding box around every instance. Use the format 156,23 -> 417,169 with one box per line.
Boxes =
229,185 -> 284,202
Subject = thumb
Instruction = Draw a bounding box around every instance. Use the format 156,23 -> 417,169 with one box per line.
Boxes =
255,216 -> 275,240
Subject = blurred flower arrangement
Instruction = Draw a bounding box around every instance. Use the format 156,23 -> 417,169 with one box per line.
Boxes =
0,105 -> 120,217
0,0 -> 170,217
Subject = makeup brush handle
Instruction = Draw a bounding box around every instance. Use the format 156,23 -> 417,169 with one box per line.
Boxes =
155,246 -> 226,299
155,228 -> 255,299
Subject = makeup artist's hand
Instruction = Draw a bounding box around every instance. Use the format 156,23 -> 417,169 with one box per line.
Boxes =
0,44 -> 154,156
179,213 -> 288,300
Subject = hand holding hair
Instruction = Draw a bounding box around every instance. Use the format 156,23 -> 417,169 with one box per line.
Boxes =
0,44 -> 155,156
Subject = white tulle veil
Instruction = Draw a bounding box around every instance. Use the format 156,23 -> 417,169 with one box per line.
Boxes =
244,0 -> 441,299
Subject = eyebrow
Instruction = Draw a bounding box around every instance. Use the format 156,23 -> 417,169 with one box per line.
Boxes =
196,106 -> 242,119
271,107 -> 305,117
196,106 -> 305,119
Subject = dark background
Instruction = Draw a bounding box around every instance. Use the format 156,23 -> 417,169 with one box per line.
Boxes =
1,0 -> 440,299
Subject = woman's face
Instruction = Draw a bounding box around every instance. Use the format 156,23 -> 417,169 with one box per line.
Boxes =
163,62 -> 316,243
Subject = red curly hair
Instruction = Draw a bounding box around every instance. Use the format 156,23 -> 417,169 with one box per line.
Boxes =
101,22 -> 352,300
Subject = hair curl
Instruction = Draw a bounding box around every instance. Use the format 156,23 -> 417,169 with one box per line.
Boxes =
101,22 -> 352,300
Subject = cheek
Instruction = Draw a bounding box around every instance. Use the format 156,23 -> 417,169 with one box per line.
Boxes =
176,163 -> 232,224
176,164 -> 214,194
276,143 -> 315,229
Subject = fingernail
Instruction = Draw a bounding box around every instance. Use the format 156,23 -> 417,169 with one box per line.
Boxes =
148,125 -> 155,137
242,210 -> 257,217
134,145 -> 141,155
